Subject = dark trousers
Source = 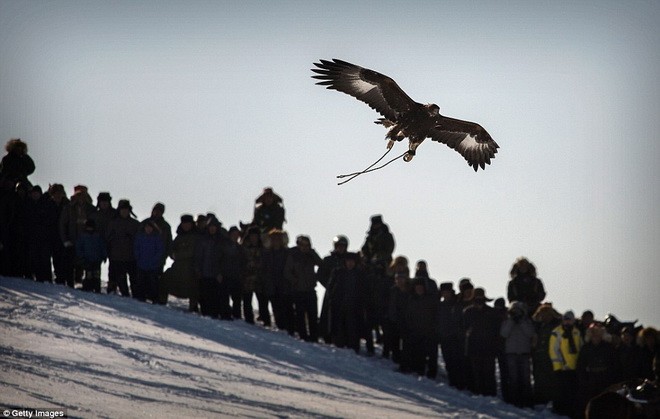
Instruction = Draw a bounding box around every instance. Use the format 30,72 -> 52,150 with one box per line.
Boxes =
292,291 -> 318,342
200,277 -> 221,318
255,292 -> 272,326
51,240 -> 67,284
440,335 -> 465,388
134,269 -> 159,302
82,264 -> 101,293
469,355 -> 497,396
273,292 -> 294,335
29,239 -> 52,282
332,309 -> 360,353
403,335 -> 438,378
505,353 -> 533,407
240,291 -> 255,323
553,370 -> 579,418
108,260 -> 136,296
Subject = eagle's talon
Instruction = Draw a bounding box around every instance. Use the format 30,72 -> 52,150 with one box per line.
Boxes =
404,152 -> 414,162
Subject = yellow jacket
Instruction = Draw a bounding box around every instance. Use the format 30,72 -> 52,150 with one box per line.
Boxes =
548,324 -> 583,371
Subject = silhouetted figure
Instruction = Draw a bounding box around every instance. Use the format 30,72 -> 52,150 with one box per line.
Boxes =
507,257 -> 546,316
329,252 -> 366,353
317,235 -> 349,343
195,218 -> 225,318
59,185 -> 95,286
252,187 -> 285,234
285,235 -> 322,342
0,138 -> 35,187
76,219 -> 106,292
106,199 -> 139,296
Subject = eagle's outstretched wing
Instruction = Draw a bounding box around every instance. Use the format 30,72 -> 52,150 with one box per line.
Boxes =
429,116 -> 499,171
311,59 -> 418,121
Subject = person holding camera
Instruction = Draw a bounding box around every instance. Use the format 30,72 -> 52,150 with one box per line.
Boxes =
500,300 -> 536,407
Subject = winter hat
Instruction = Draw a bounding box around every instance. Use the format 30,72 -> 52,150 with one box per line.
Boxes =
228,226 -> 240,235
152,202 -> 165,213
459,278 -> 474,291
117,199 -> 132,211
97,192 -> 112,202
73,185 -> 88,195
48,184 -> 65,195
207,217 -> 221,228
563,310 -> 576,321
180,214 -> 194,224
495,297 -> 506,309
439,282 -> 454,292
370,215 -> 383,225
469,287 -> 492,302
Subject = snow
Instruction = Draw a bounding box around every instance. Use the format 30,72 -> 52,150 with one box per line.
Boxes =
0,277 -> 557,418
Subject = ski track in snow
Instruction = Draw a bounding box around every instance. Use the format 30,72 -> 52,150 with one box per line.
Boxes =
0,276 -> 558,418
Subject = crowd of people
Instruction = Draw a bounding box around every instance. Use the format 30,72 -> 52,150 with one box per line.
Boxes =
1,138 -> 658,418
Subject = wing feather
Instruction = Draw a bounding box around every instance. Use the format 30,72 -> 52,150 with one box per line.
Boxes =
312,59 -> 418,121
429,116 -> 499,171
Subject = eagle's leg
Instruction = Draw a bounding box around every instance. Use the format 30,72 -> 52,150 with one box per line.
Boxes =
404,139 -> 424,162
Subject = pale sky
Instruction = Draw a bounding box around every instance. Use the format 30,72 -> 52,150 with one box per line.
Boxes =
1,1 -> 659,326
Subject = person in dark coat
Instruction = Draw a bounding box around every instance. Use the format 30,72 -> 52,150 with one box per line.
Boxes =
75,219 -> 107,292
462,287 -> 499,396
616,326 -> 643,381
577,323 -> 621,416
507,257 -> 546,316
106,199 -> 140,296
360,216 -> 396,356
638,327 -> 659,380
142,202 -> 172,304
223,226 -> 246,320
284,235 -> 322,342
531,303 -> 562,405
194,218 -> 225,318
46,184 -> 69,284
88,192 -> 116,240
328,252 -> 366,353
438,282 -> 465,389
387,271 -> 410,364
25,185 -> 56,282
252,187 -> 285,233
400,277 -> 440,378
161,215 -> 201,311
133,220 -> 165,303
261,229 -> 289,330
0,138 -> 35,186
317,235 -> 349,343
59,185 -> 96,287
240,226 -> 263,324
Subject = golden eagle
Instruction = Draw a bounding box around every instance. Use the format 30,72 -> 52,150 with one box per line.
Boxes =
312,59 -> 499,171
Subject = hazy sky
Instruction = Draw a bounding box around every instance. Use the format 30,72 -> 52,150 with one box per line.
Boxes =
1,1 -> 659,326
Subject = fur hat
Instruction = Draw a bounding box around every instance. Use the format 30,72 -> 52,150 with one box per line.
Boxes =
532,303 -> 562,322
48,183 -> 65,195
468,287 -> 492,302
370,214 -> 383,225
152,202 -> 165,213
5,138 -> 27,154
439,282 -> 454,292
459,278 -> 474,291
117,199 -> 132,210
97,192 -> 112,202
180,214 -> 194,224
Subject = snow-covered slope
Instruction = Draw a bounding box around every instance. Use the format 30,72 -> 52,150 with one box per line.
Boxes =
0,277 -> 554,418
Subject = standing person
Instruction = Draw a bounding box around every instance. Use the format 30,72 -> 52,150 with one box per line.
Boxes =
549,310 -> 584,418
194,218 -> 224,318
133,220 -> 165,303
284,235 -> 322,342
577,323 -> 620,415
75,219 -> 106,293
317,235 -> 350,344
46,184 -> 69,284
462,288 -> 499,396
400,277 -> 440,378
59,185 -> 95,287
240,226 -> 263,324
328,252 -> 366,353
0,138 -> 35,186
105,199 -> 140,296
388,271 -> 410,366
143,202 -> 172,304
25,185 -> 55,282
438,282 -> 465,389
531,303 -> 562,406
500,301 -> 535,407
88,192 -> 116,289
161,215 -> 201,311
507,257 -> 546,316
616,326 -> 643,382
252,187 -> 285,234
222,226 -> 245,320
638,327 -> 659,380
260,229 -> 288,328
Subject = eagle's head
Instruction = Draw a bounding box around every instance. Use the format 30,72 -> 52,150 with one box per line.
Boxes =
425,103 -> 440,116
